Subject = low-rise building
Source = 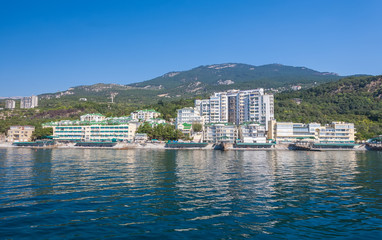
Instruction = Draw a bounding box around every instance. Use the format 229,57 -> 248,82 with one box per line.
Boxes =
134,133 -> 148,143
80,113 -> 106,122
7,126 -> 35,142
238,123 -> 267,143
204,123 -> 237,143
268,121 -> 355,143
318,122 -> 355,142
130,109 -> 161,121
175,107 -> 204,127
178,123 -> 192,136
43,115 -> 138,142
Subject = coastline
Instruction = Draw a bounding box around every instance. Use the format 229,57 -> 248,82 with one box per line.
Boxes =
0,142 -> 369,151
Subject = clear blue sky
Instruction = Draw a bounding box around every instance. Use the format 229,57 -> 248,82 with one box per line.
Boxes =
1,0 -> 381,97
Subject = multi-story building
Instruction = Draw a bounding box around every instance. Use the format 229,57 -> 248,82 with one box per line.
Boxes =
5,100 -> 16,109
238,123 -> 267,143
20,96 -> 38,109
7,126 -> 35,142
80,113 -> 106,122
43,115 -> 138,142
268,121 -> 355,143
195,89 -> 274,129
204,123 -> 237,143
175,107 -> 204,127
318,122 -> 355,142
130,109 -> 161,121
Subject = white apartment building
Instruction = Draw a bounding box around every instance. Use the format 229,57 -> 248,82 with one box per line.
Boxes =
20,96 -> 38,109
5,100 -> 16,109
195,89 -> 274,129
130,109 -> 161,121
175,107 -> 204,127
238,123 -> 267,143
80,113 -> 106,122
204,123 -> 237,143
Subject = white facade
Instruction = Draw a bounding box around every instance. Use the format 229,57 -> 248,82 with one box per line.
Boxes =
195,89 -> 274,129
239,123 -> 267,143
130,109 -> 161,121
204,123 -> 237,143
5,100 -> 16,109
80,113 -> 106,122
175,107 -> 204,127
20,96 -> 38,109
269,121 -> 355,143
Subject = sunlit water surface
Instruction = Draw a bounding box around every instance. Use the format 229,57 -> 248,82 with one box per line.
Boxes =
0,148 -> 381,239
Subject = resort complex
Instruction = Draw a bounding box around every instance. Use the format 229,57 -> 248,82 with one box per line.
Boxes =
3,88 -> 358,147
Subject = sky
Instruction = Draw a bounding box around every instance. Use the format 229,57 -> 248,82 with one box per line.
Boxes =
1,0 -> 381,97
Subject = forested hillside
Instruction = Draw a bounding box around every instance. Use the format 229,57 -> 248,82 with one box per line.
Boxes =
275,75 -> 382,139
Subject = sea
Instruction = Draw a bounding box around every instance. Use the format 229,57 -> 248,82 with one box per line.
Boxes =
0,148 -> 381,239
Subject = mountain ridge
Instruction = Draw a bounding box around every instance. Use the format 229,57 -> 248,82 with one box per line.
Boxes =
35,63 -> 345,104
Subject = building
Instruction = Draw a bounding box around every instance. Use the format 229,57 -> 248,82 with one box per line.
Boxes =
268,121 -> 355,143
175,107 -> 204,127
177,123 -> 193,136
43,115 -> 138,142
195,89 -> 274,130
130,109 -> 161,121
5,100 -> 16,109
80,113 -> 106,122
7,126 -> 35,142
204,123 -> 237,143
20,96 -> 38,109
238,123 -> 267,143
134,133 -> 148,143
318,122 -> 355,142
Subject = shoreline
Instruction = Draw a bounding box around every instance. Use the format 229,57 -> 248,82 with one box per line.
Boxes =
0,142 -> 369,151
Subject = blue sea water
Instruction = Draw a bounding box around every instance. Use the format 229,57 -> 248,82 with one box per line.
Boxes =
0,148 -> 381,239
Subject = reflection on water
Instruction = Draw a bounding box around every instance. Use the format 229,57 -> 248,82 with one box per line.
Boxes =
0,148 -> 381,239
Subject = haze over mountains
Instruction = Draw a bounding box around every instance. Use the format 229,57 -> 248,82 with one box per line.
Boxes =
37,63 -> 345,103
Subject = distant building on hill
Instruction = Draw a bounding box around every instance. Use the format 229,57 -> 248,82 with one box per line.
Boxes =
130,109 -> 161,121
5,100 -> 16,109
7,126 -> 35,142
20,96 -> 38,109
80,113 -> 106,122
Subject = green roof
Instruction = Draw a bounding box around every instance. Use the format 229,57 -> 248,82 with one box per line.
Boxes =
135,109 -> 160,113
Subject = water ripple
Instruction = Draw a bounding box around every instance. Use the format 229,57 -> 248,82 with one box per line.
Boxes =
0,149 -> 381,239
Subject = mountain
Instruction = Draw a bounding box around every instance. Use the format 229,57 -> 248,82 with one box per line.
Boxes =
129,63 -> 342,95
275,75 -> 382,139
37,63 -> 343,104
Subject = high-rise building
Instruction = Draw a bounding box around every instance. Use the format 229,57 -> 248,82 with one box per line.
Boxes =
194,89 -> 274,129
5,100 -> 16,109
20,96 -> 38,109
